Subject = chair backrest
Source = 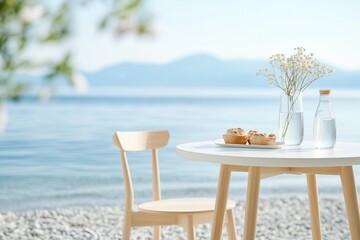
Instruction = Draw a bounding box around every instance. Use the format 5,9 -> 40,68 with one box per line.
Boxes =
113,130 -> 169,151
113,130 -> 170,211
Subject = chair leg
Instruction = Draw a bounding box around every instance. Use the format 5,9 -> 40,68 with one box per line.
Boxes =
153,226 -> 161,240
226,209 -> 237,240
122,217 -> 131,240
186,215 -> 196,240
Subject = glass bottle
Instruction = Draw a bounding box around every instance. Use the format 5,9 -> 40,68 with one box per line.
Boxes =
314,90 -> 336,149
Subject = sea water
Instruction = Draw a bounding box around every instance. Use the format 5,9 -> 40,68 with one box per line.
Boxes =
1,88 -> 360,211
278,112 -> 304,145
314,117 -> 336,148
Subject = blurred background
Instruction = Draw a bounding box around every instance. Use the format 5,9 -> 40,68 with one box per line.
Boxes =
1,0 -> 360,211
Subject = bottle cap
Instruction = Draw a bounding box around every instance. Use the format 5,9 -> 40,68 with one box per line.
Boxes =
319,90 -> 330,94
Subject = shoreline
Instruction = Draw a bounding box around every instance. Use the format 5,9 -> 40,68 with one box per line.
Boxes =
0,196 -> 351,239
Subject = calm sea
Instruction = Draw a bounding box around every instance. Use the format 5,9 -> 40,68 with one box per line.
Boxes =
1,87 -> 360,211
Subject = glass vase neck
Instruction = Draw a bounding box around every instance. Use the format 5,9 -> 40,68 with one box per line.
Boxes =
284,90 -> 302,96
280,92 -> 303,113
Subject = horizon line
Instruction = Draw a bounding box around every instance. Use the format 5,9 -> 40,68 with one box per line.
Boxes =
85,53 -> 360,73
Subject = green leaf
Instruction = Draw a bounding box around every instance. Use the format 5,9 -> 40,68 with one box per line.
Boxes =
122,0 -> 141,12
99,17 -> 109,29
18,34 -> 26,51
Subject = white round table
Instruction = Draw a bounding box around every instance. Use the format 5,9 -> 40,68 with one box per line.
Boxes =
176,141 -> 360,240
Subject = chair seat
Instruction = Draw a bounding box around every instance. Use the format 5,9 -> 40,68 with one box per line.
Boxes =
138,198 -> 236,214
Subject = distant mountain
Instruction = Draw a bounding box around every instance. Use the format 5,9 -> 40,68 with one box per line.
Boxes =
83,54 -> 360,88
85,54 -> 268,88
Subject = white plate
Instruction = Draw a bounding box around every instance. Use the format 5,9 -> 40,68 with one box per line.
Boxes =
214,139 -> 284,149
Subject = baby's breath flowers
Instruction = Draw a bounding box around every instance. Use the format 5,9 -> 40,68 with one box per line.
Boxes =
257,47 -> 334,96
257,47 -> 335,143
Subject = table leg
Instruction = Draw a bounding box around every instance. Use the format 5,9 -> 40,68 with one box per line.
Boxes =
226,209 -> 237,240
244,166 -> 261,240
340,166 -> 360,240
186,215 -> 196,240
211,164 -> 231,240
306,173 -> 322,240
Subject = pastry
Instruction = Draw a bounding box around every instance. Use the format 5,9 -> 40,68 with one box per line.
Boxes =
267,134 -> 276,145
227,128 -> 246,136
247,130 -> 258,144
223,128 -> 248,144
250,133 -> 276,145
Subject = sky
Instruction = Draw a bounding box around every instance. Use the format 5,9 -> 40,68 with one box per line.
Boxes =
48,0 -> 360,72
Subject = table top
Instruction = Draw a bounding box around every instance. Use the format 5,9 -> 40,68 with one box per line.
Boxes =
176,141 -> 360,167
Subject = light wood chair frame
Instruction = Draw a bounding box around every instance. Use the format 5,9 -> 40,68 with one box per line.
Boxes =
113,130 -> 237,240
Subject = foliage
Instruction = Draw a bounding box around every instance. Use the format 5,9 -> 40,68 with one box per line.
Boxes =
0,0 -> 150,102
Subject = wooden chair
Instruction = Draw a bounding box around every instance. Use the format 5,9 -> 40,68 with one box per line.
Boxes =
113,130 -> 237,240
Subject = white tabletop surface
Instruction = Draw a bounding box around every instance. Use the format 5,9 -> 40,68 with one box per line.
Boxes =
176,141 -> 360,167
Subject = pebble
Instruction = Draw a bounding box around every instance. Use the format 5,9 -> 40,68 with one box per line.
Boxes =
0,196 -> 352,239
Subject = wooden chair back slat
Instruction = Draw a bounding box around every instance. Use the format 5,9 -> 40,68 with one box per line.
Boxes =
152,149 -> 161,201
114,130 -> 169,151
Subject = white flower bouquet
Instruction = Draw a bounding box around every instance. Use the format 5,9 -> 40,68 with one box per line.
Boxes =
257,47 -> 334,143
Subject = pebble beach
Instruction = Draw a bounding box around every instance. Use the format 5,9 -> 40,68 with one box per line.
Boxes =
0,196 -> 352,240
